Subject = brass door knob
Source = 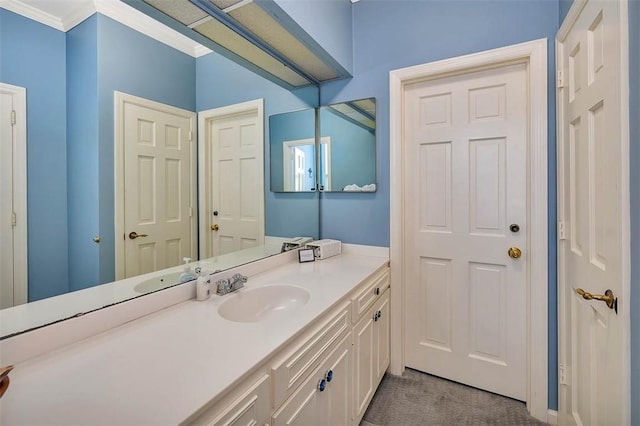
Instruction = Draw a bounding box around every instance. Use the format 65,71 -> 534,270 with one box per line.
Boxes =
128,231 -> 149,240
576,288 -> 617,312
508,247 -> 522,259
211,224 -> 219,231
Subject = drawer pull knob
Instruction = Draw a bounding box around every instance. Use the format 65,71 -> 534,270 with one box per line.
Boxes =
373,312 -> 378,322
377,310 -> 382,319
374,287 -> 380,296
325,369 -> 333,382
318,379 -> 326,392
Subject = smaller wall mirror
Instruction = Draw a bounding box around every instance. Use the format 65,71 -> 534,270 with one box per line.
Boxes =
270,108 -> 317,192
319,98 -> 376,192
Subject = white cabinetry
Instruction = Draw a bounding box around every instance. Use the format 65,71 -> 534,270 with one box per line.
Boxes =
353,289 -> 390,423
191,264 -> 390,426
272,332 -> 352,426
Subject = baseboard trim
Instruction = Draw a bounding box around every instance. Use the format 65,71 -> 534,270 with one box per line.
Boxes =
547,409 -> 558,425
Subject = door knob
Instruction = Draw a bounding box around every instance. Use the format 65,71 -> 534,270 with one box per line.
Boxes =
508,247 -> 522,259
128,231 -> 148,240
576,288 -> 618,312
211,224 -> 219,231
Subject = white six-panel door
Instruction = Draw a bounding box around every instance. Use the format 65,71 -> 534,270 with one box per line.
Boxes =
557,1 -> 629,424
404,63 -> 528,400
117,93 -> 196,278
199,100 -> 264,258
0,83 -> 27,309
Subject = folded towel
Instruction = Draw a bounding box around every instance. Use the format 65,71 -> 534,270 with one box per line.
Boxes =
343,184 -> 362,191
361,184 -> 376,192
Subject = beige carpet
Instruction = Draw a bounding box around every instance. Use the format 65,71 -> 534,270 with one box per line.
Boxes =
361,368 -> 546,426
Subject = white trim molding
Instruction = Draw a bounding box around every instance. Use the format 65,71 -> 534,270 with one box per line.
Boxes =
389,38 -> 548,422
0,0 -> 212,58
0,82 -> 28,306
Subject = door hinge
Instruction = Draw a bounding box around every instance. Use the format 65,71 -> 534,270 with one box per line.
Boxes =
189,207 -> 193,217
559,364 -> 569,385
558,220 -> 567,240
557,70 -> 566,88
11,212 -> 16,227
10,110 -> 16,126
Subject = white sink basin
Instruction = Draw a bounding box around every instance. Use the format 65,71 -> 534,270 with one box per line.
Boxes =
218,285 -> 310,323
133,272 -> 184,294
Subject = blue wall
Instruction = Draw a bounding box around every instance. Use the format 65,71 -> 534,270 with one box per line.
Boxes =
0,9 -> 70,301
196,51 -> 320,240
319,107 -> 376,190
67,15 -> 100,291
629,1 -> 639,424
319,0 -> 560,409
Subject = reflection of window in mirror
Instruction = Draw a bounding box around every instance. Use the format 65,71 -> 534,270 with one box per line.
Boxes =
283,139 -> 315,191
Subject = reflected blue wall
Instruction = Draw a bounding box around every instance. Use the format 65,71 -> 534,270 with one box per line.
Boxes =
67,15 -> 99,291
0,9 -> 69,301
320,0 -> 560,409
269,109 -> 316,192
96,14 -> 196,285
196,52 -> 320,240
319,107 -> 375,190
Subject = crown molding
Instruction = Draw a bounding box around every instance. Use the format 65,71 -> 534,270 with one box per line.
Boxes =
1,0 -> 212,58
60,1 -> 96,31
0,0 -> 65,31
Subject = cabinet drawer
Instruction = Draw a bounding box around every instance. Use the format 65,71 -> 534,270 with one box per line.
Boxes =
271,303 -> 351,408
351,268 -> 389,324
191,373 -> 271,426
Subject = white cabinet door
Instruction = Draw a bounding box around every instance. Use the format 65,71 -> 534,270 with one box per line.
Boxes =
272,333 -> 351,426
353,290 -> 390,423
374,291 -> 390,380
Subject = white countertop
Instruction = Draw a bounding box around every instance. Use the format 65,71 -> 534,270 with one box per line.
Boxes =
0,250 -> 388,425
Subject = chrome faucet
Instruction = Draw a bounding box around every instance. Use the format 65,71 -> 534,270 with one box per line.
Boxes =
215,273 -> 248,295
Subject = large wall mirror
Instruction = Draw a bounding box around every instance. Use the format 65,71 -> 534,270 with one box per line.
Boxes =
0,4 -> 320,337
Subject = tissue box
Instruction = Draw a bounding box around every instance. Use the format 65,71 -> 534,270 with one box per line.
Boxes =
306,239 -> 341,260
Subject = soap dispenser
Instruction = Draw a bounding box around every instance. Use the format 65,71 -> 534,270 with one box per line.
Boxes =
179,257 -> 196,283
195,267 -> 211,301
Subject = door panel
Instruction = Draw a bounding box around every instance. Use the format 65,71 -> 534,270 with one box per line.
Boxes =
206,110 -> 264,257
404,63 -> 528,400
558,1 -> 627,424
123,101 -> 195,277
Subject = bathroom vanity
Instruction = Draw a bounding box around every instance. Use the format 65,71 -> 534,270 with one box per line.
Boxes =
0,245 -> 389,425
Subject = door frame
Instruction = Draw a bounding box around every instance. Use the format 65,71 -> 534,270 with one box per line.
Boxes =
556,1 -> 631,424
114,91 -> 197,279
389,38 -> 549,421
198,99 -> 265,258
0,82 -> 28,305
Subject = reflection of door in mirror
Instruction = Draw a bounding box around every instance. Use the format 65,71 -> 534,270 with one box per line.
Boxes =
199,100 -> 265,258
0,83 -> 27,308
115,93 -> 197,279
319,137 -> 332,191
283,138 -> 316,192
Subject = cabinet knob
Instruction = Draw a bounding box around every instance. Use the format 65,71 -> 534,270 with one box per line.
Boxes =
374,287 -> 380,296
325,369 -> 333,382
377,310 -> 382,319
317,379 -> 326,392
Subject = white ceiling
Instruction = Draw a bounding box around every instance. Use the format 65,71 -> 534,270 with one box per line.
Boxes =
17,0 -> 93,19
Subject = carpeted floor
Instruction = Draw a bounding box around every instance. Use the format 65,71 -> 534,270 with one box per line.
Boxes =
361,368 -> 546,426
